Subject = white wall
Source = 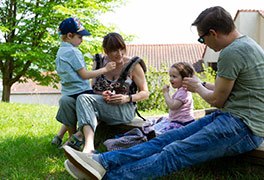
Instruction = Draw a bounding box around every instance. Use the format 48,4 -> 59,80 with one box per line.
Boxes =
10,93 -> 61,106
203,47 -> 219,63
235,12 -> 259,41
0,80 -> 61,106
260,15 -> 264,46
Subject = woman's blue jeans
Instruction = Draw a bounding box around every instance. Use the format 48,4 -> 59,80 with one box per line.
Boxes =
100,111 -> 263,180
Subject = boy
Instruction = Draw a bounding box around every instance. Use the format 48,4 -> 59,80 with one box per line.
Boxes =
52,17 -> 116,148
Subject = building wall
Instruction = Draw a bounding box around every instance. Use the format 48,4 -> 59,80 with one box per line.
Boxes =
10,93 -> 61,106
235,12 -> 259,41
203,47 -> 219,63
260,15 -> 264,46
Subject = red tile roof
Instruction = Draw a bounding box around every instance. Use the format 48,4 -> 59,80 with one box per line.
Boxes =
11,44 -> 205,94
127,44 -> 206,70
11,79 -> 61,94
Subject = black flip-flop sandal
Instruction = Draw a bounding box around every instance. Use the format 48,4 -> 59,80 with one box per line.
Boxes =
66,135 -> 84,151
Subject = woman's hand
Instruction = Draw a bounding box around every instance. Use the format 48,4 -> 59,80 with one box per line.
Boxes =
102,90 -> 128,104
106,94 -> 128,104
102,90 -> 112,102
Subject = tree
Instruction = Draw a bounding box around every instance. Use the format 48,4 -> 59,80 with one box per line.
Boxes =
0,0 -> 125,102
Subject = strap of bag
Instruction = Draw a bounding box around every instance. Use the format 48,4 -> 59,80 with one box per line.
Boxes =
94,53 -> 103,70
118,56 -> 146,81
135,106 -> 146,121
119,56 -> 147,121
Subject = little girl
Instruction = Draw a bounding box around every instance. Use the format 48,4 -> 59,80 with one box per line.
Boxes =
144,62 -> 195,136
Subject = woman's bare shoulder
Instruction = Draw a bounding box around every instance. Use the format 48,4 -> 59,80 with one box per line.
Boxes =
123,56 -> 132,64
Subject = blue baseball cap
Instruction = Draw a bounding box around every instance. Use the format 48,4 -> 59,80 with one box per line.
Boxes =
59,17 -> 91,36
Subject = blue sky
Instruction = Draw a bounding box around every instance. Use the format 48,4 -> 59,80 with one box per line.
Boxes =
100,0 -> 263,44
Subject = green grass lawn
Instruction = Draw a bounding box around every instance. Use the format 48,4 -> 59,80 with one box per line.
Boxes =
0,102 -> 263,179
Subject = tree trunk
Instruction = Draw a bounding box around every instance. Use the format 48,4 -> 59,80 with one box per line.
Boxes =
2,84 -> 11,102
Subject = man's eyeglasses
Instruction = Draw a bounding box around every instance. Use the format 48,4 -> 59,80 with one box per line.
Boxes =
198,32 -> 209,44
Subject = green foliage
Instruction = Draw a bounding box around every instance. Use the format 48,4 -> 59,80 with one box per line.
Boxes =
192,93 -> 210,110
138,64 -> 216,113
193,65 -> 216,110
197,64 -> 217,83
0,0 -> 125,101
137,65 -> 169,112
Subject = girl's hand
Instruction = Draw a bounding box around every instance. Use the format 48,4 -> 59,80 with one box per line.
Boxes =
162,85 -> 170,93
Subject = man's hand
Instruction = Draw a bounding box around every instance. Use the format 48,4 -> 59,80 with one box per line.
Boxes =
182,75 -> 202,92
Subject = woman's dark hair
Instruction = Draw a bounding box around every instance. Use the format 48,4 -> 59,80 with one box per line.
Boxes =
102,32 -> 126,53
192,6 -> 235,35
171,62 -> 195,78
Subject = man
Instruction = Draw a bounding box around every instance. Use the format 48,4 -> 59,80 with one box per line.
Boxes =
63,6 -> 264,179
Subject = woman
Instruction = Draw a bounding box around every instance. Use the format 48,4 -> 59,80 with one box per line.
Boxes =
76,32 -> 149,153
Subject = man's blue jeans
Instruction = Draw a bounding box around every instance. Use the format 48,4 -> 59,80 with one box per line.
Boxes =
100,111 -> 263,180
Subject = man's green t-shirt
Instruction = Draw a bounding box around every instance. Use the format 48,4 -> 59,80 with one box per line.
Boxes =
218,35 -> 264,137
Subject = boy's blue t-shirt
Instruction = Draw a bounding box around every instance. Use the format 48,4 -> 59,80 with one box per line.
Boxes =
55,42 -> 92,95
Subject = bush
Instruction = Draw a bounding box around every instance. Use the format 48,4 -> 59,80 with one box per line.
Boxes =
137,65 -> 169,112
193,65 -> 216,110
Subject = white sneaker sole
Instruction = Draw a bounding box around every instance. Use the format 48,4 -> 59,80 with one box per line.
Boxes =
63,146 -> 105,180
64,160 -> 78,179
